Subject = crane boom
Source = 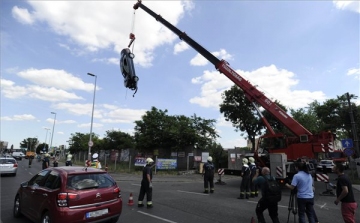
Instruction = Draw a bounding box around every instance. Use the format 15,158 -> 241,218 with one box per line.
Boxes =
134,1 -> 312,137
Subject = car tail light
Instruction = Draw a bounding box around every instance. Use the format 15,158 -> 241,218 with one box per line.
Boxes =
13,163 -> 18,167
113,187 -> 121,198
57,193 -> 79,207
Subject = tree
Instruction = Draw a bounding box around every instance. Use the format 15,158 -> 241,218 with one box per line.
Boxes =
290,101 -> 325,134
220,85 -> 266,151
102,130 -> 134,152
19,138 -> 39,152
134,106 -> 219,154
67,132 -> 100,154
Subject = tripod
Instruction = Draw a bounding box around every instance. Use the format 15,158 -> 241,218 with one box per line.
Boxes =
287,190 -> 298,223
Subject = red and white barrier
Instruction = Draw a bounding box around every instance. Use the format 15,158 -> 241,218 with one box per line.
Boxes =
316,173 -> 329,182
218,168 -> 224,176
276,166 -> 283,177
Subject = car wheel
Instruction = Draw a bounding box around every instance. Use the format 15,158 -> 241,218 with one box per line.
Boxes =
13,195 -> 22,218
41,211 -> 51,223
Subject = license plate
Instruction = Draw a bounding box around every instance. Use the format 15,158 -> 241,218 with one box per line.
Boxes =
86,209 -> 108,218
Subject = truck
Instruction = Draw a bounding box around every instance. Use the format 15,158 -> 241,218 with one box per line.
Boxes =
131,1 -> 334,184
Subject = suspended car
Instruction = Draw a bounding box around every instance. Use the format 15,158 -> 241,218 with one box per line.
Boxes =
120,48 -> 139,96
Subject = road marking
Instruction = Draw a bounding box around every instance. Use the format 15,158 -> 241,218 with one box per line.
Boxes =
177,190 -> 209,196
138,211 -> 177,223
316,203 -> 329,210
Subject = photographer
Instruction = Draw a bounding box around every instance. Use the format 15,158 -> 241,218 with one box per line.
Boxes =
285,161 -> 316,223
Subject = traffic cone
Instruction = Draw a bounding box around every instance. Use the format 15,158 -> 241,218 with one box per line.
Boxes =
127,193 -> 134,206
250,216 -> 255,223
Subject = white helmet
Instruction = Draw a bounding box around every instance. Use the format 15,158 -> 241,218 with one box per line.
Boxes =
207,156 -> 213,162
92,153 -> 99,159
146,158 -> 154,165
248,157 -> 255,164
242,158 -> 249,165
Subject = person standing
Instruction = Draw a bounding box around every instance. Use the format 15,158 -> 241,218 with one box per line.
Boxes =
238,158 -> 251,199
66,152 -> 73,166
138,158 -> 154,208
249,157 -> 258,197
42,153 -> 50,170
285,161 -> 316,223
91,153 -> 102,169
252,167 -> 280,223
333,163 -> 358,223
202,156 -> 215,193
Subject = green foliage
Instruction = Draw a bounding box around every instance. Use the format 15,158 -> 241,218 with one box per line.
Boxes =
134,106 -> 219,153
19,138 -> 39,152
102,130 -> 134,151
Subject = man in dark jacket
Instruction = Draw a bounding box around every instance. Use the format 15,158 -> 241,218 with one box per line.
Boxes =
202,156 -> 215,193
138,158 -> 154,208
252,167 -> 280,223
238,158 -> 251,199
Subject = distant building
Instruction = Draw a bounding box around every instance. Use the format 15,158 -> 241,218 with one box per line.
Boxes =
0,141 -> 9,150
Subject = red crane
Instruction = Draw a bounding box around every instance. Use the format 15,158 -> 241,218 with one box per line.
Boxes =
132,0 -> 334,162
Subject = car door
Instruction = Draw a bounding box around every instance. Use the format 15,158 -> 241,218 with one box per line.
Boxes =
21,170 -> 50,220
32,170 -> 61,220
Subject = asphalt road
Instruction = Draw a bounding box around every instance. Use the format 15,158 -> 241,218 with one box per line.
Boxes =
1,160 -> 360,223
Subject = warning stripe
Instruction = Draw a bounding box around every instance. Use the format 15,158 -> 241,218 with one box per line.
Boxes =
276,166 -> 282,177
218,169 -> 224,175
316,173 -> 329,182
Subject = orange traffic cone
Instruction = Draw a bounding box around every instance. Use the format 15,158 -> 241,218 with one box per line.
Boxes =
127,193 -> 134,206
250,216 -> 255,223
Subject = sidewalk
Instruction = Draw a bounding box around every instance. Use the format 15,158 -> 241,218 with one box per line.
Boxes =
353,184 -> 360,192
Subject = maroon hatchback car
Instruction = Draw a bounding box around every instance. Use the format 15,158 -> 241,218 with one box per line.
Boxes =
13,166 -> 122,223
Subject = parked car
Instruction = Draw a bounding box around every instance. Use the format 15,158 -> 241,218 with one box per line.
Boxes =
0,157 -> 18,176
13,166 -> 122,223
316,160 -> 335,172
12,151 -> 25,160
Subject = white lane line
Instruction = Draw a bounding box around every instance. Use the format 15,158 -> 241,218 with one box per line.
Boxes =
247,201 -> 287,208
177,190 -> 209,196
138,211 -> 177,223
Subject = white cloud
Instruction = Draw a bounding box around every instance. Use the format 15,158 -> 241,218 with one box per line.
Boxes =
333,1 -> 360,13
17,68 -> 97,92
12,1 -> 193,67
1,114 -> 36,121
11,6 -> 35,24
190,64 -> 326,110
53,103 -> 104,119
0,79 -> 28,98
174,41 -> 190,54
347,68 -> 360,79
190,49 -> 233,66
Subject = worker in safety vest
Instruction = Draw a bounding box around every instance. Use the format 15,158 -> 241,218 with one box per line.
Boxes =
90,153 -> 102,169
249,157 -> 259,197
238,158 -> 251,199
202,156 -> 215,193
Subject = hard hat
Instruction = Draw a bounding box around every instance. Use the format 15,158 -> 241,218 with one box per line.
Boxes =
92,153 -> 99,159
146,158 -> 154,164
248,157 -> 255,163
242,158 -> 249,164
207,156 -> 213,162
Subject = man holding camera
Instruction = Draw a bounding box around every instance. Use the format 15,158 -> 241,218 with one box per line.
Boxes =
285,161 -> 316,223
333,163 -> 357,223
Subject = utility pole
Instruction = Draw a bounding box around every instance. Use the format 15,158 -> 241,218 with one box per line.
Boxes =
346,92 -> 359,158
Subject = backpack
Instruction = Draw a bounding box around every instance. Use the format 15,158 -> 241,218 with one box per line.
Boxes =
263,176 -> 282,203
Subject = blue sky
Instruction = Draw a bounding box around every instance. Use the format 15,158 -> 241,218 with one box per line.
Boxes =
1,1 -> 359,150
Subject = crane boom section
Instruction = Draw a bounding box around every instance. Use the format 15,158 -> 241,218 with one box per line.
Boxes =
134,1 -> 312,137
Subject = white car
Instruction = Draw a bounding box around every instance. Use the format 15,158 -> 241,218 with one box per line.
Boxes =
316,160 -> 335,172
0,157 -> 18,176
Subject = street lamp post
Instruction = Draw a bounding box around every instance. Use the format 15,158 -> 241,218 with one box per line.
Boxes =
50,112 -> 57,151
87,73 -> 97,161
43,128 -> 50,152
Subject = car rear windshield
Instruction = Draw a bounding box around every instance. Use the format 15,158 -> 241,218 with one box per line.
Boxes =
320,161 -> 332,164
67,173 -> 116,190
0,159 -> 16,164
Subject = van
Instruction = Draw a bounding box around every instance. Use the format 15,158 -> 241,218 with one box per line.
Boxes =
12,149 -> 25,160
